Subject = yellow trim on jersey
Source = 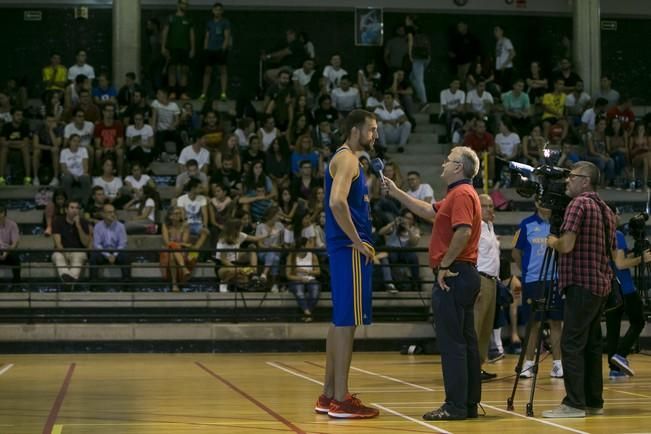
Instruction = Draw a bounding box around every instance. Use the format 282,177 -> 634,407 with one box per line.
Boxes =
328,146 -> 360,182
352,249 -> 362,326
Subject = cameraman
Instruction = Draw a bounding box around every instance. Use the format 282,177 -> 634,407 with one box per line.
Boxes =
606,206 -> 651,378
544,161 -> 616,419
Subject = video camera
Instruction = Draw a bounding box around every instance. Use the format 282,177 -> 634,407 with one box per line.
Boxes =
509,161 -> 571,235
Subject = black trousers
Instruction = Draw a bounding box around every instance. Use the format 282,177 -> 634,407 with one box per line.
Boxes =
605,291 -> 645,370
561,285 -> 606,410
89,252 -> 131,281
432,261 -> 481,415
0,252 -> 21,282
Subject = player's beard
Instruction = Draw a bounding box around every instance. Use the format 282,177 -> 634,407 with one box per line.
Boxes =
359,135 -> 374,152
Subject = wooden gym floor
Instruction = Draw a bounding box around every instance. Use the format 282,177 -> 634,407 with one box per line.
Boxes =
1,352 -> 650,434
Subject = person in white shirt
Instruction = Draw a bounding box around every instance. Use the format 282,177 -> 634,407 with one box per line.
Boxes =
593,75 -> 620,109
174,178 -> 209,247
465,80 -> 494,117
494,119 -> 521,188
494,25 -> 515,91
123,162 -> 153,197
67,49 -> 95,82
60,134 -> 91,204
92,158 -> 124,203
292,58 -> 316,95
125,112 -> 155,168
405,170 -> 434,203
178,136 -> 210,173
440,79 -> 466,134
580,97 -> 608,133
374,91 -> 412,152
475,194 -> 501,379
255,206 -> 285,293
151,88 -> 181,158
330,75 -> 361,115
565,80 -> 591,122
322,54 -> 347,92
64,109 -> 95,164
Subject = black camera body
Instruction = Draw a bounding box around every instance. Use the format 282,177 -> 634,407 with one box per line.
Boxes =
629,212 -> 650,256
510,163 -> 571,235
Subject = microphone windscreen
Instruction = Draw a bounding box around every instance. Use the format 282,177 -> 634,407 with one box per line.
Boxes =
370,158 -> 385,176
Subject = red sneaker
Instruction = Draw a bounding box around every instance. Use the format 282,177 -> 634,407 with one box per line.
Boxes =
315,394 -> 332,414
328,394 -> 379,419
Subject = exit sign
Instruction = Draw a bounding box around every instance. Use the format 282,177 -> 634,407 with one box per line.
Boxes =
601,20 -> 617,31
24,10 -> 42,21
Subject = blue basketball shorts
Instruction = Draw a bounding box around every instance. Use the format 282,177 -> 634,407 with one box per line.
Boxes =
328,243 -> 374,326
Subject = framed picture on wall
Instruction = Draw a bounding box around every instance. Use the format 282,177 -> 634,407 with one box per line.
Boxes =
355,8 -> 383,46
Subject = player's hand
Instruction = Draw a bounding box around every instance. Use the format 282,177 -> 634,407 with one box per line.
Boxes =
350,241 -> 374,265
437,268 -> 458,291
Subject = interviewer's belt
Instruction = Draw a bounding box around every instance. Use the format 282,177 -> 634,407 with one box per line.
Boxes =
478,271 -> 498,280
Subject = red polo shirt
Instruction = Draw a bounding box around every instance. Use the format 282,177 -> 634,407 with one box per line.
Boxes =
463,131 -> 494,153
429,180 -> 482,267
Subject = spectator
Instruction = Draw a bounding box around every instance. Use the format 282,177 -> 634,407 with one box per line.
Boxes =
84,186 -> 107,225
313,119 -> 340,151
261,28 -> 306,84
67,49 -> 95,82
175,178 -> 209,247
124,184 -> 160,235
405,15 -> 431,110
122,90 -> 151,126
117,72 -> 141,111
255,206 -> 284,292
52,199 -> 92,283
291,58 -> 317,97
522,124 -> 545,165
291,159 -> 321,201
290,136 -> 321,176
466,60 -> 497,96
440,79 -> 466,135
286,236 -> 321,321
277,187 -> 299,224
390,69 -> 417,127
257,114 -> 280,152
584,117 -> 615,188
90,203 -> 130,286
160,206 -> 196,292
42,91 -> 64,125
331,75 -> 361,116
606,117 -> 630,189
200,2 -> 231,101
207,182 -> 232,233
234,117 -> 255,149
629,122 -> 651,191
384,25 -> 408,73
178,136 -> 210,173
502,79 -> 531,136
266,137 -> 291,190
125,112 -> 155,169
494,119 -> 521,187
64,109 -> 95,168
59,134 -> 90,203
68,89 -> 101,123
299,31 -> 315,60
356,61 -> 381,104
264,70 -> 295,131
580,97 -> 608,133
593,75 -> 620,109
377,209 -> 421,292
565,80 -> 591,124
124,162 -> 153,198
42,52 -> 67,95
551,58 -> 582,93
93,159 -> 124,205
32,113 -> 62,187
606,96 -> 635,132
44,188 -> 67,236
322,54 -> 348,92
214,133 -> 241,172
542,78 -> 568,140
287,113 -> 312,152
175,158 -> 209,195
240,162 -> 276,221
0,108 -> 32,186
306,186 -> 325,223
210,155 -> 241,192
241,135 -> 265,174
94,104 -> 125,175
92,73 -> 118,108
463,119 -> 495,183
375,91 -> 412,153
406,170 -> 434,204
0,205 -> 20,286
3,78 -> 27,111
313,95 -> 340,128
465,80 -> 493,118
448,21 -> 480,83
64,74 -> 90,111
215,218 -> 263,291
161,0 -> 195,99
199,110 -> 224,153
370,160 -> 403,225
494,25 -> 516,90
525,61 -> 549,106
151,88 -> 181,158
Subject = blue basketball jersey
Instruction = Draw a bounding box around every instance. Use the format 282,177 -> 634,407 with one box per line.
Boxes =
324,147 -> 373,251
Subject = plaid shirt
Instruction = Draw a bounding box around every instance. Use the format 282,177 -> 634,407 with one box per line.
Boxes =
558,192 -> 616,296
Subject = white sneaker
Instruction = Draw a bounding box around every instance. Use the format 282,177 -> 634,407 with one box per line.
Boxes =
32,177 -> 40,186
519,360 -> 534,378
219,283 -> 229,293
550,360 -> 564,378
49,177 -> 59,187
270,284 -> 279,293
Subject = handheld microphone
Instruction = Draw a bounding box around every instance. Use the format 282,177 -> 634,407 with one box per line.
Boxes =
370,158 -> 386,183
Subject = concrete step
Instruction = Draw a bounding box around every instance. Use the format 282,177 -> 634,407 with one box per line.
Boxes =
149,162 -> 179,176
18,234 -> 163,250
391,153 -> 445,167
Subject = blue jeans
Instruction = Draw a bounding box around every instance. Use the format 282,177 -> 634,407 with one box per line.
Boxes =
290,281 -> 320,312
409,58 -> 430,104
584,155 -> 615,183
610,150 -> 627,178
258,251 -> 281,276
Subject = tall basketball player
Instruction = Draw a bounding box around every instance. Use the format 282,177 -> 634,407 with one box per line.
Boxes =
315,109 -> 379,419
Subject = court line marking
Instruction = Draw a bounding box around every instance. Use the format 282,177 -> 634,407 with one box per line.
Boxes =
604,387 -> 651,398
0,363 -> 14,377
351,366 -> 433,392
196,361 -> 306,434
372,404 -> 451,434
267,361 -> 451,433
52,425 -> 63,434
43,363 -> 75,434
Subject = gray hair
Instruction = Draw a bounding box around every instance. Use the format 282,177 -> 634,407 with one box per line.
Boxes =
571,161 -> 599,189
453,146 -> 480,178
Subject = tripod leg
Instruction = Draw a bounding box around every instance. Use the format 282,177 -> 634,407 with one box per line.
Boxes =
507,310 -> 536,411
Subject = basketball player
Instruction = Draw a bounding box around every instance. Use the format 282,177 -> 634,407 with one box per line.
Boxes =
315,109 -> 379,419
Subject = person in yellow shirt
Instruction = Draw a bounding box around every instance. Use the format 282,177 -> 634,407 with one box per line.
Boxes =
542,78 -> 568,140
42,53 -> 68,94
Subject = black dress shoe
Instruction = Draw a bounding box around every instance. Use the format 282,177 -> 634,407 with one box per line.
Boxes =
423,406 -> 466,421
480,370 -> 497,381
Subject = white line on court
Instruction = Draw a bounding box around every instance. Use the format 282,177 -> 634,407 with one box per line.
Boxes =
604,388 -> 651,398
351,366 -> 433,391
372,404 -> 451,434
0,364 -> 14,376
265,362 -> 324,386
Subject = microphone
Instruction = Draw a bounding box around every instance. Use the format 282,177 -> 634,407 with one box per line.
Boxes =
370,158 -> 386,183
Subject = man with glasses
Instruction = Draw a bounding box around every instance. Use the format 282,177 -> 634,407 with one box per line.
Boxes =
385,146 -> 482,420
544,161 -> 616,418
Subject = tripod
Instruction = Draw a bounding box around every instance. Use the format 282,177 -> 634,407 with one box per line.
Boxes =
507,245 -> 559,416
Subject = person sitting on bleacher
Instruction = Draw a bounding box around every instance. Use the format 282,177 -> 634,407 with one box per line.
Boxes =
215,217 -> 264,292
89,203 -> 130,289
0,108 -> 32,186
463,119 -> 495,185
44,188 -> 67,237
151,88 -> 181,160
501,79 -> 532,136
60,133 -> 92,205
0,205 -> 21,286
175,158 -> 208,196
66,89 -> 100,124
84,186 -> 107,225
93,159 -> 124,207
606,96 -> 636,133
542,78 -> 568,141
439,78 -> 466,138
160,206 -> 196,293
92,73 -> 118,109
286,236 -> 321,322
375,91 -> 412,154
174,178 -> 209,249
331,75 -> 361,117
64,108 -> 95,169
93,104 -> 125,176
123,184 -> 160,235
32,113 -> 62,187
264,69 -> 295,132
178,135 -> 210,174
52,199 -> 92,284
255,206 -> 284,293
125,112 -> 155,170
124,162 -> 153,199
